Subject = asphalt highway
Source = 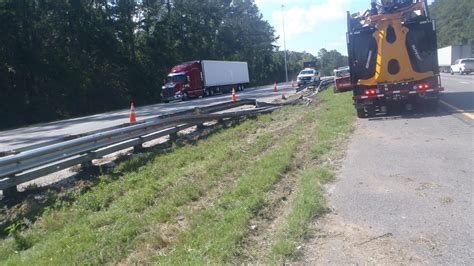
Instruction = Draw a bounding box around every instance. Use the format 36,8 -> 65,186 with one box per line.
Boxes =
0,80 -> 312,152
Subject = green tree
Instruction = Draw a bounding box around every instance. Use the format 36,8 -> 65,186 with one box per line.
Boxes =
318,48 -> 348,76
0,0 -> 342,130
430,0 -> 474,51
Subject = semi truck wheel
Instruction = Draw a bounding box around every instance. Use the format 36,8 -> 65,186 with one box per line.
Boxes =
425,99 -> 439,112
182,92 -> 189,101
356,108 -> 365,118
366,107 -> 376,117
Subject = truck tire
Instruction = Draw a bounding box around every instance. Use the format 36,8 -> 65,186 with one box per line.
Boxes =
182,92 -> 189,101
356,108 -> 365,118
366,107 -> 376,118
425,99 -> 439,112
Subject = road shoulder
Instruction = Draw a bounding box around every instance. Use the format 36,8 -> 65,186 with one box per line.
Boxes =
302,110 -> 473,264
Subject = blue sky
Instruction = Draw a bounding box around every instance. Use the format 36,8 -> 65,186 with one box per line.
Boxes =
255,0 -> 434,56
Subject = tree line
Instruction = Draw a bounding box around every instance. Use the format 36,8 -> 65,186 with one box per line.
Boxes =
430,0 -> 474,51
0,0 -> 348,130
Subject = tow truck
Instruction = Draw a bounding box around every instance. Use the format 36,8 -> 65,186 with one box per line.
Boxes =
347,0 -> 443,118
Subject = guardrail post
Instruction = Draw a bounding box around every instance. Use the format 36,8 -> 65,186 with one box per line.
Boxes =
133,137 -> 144,153
2,184 -> 19,198
81,160 -> 94,169
169,132 -> 178,143
80,151 -> 95,170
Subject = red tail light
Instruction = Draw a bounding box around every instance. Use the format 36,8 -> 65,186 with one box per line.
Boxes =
416,83 -> 430,90
364,88 -> 377,95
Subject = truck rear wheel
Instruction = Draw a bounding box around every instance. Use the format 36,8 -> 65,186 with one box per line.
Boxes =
356,108 -> 365,118
366,107 -> 376,117
424,99 -> 439,112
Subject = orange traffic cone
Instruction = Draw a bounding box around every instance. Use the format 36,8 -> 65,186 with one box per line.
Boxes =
129,102 -> 136,123
231,88 -> 237,102
273,82 -> 277,92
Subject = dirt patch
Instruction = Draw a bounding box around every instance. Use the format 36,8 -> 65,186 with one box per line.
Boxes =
236,169 -> 298,263
303,214 -> 426,264
438,197 -> 453,205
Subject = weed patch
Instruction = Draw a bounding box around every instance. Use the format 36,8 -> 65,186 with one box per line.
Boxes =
269,89 -> 354,262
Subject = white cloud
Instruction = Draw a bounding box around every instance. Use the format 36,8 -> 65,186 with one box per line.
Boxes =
272,0 -> 351,40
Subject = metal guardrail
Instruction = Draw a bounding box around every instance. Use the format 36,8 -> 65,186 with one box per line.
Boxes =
0,79 -> 335,194
0,99 -> 290,192
0,99 -> 259,157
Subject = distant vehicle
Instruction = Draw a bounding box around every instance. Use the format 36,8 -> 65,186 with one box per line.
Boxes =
347,0 -> 443,118
161,60 -> 249,102
303,61 -> 318,69
437,45 -> 472,73
297,68 -> 320,87
333,67 -> 353,93
450,58 -> 474,75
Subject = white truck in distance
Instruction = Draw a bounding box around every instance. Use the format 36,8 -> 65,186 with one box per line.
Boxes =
296,68 -> 320,87
437,45 -> 472,73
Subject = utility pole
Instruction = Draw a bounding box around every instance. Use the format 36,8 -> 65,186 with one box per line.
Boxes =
282,4 -> 288,83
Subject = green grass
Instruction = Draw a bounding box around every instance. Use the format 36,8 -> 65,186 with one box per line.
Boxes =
155,131 -> 303,264
270,89 -> 354,262
270,166 -> 333,259
0,88 -> 355,264
0,105 -> 306,264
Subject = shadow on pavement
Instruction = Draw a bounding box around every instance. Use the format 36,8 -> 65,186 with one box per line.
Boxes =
366,91 -> 474,121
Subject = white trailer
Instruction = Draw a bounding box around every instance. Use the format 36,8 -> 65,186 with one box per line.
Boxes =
201,60 -> 250,88
437,45 -> 472,72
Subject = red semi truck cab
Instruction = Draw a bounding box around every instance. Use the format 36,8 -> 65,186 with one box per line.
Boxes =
161,60 -> 250,103
161,61 -> 204,102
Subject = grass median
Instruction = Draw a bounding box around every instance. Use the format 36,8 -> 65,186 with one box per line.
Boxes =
270,89 -> 354,262
0,88 -> 354,264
